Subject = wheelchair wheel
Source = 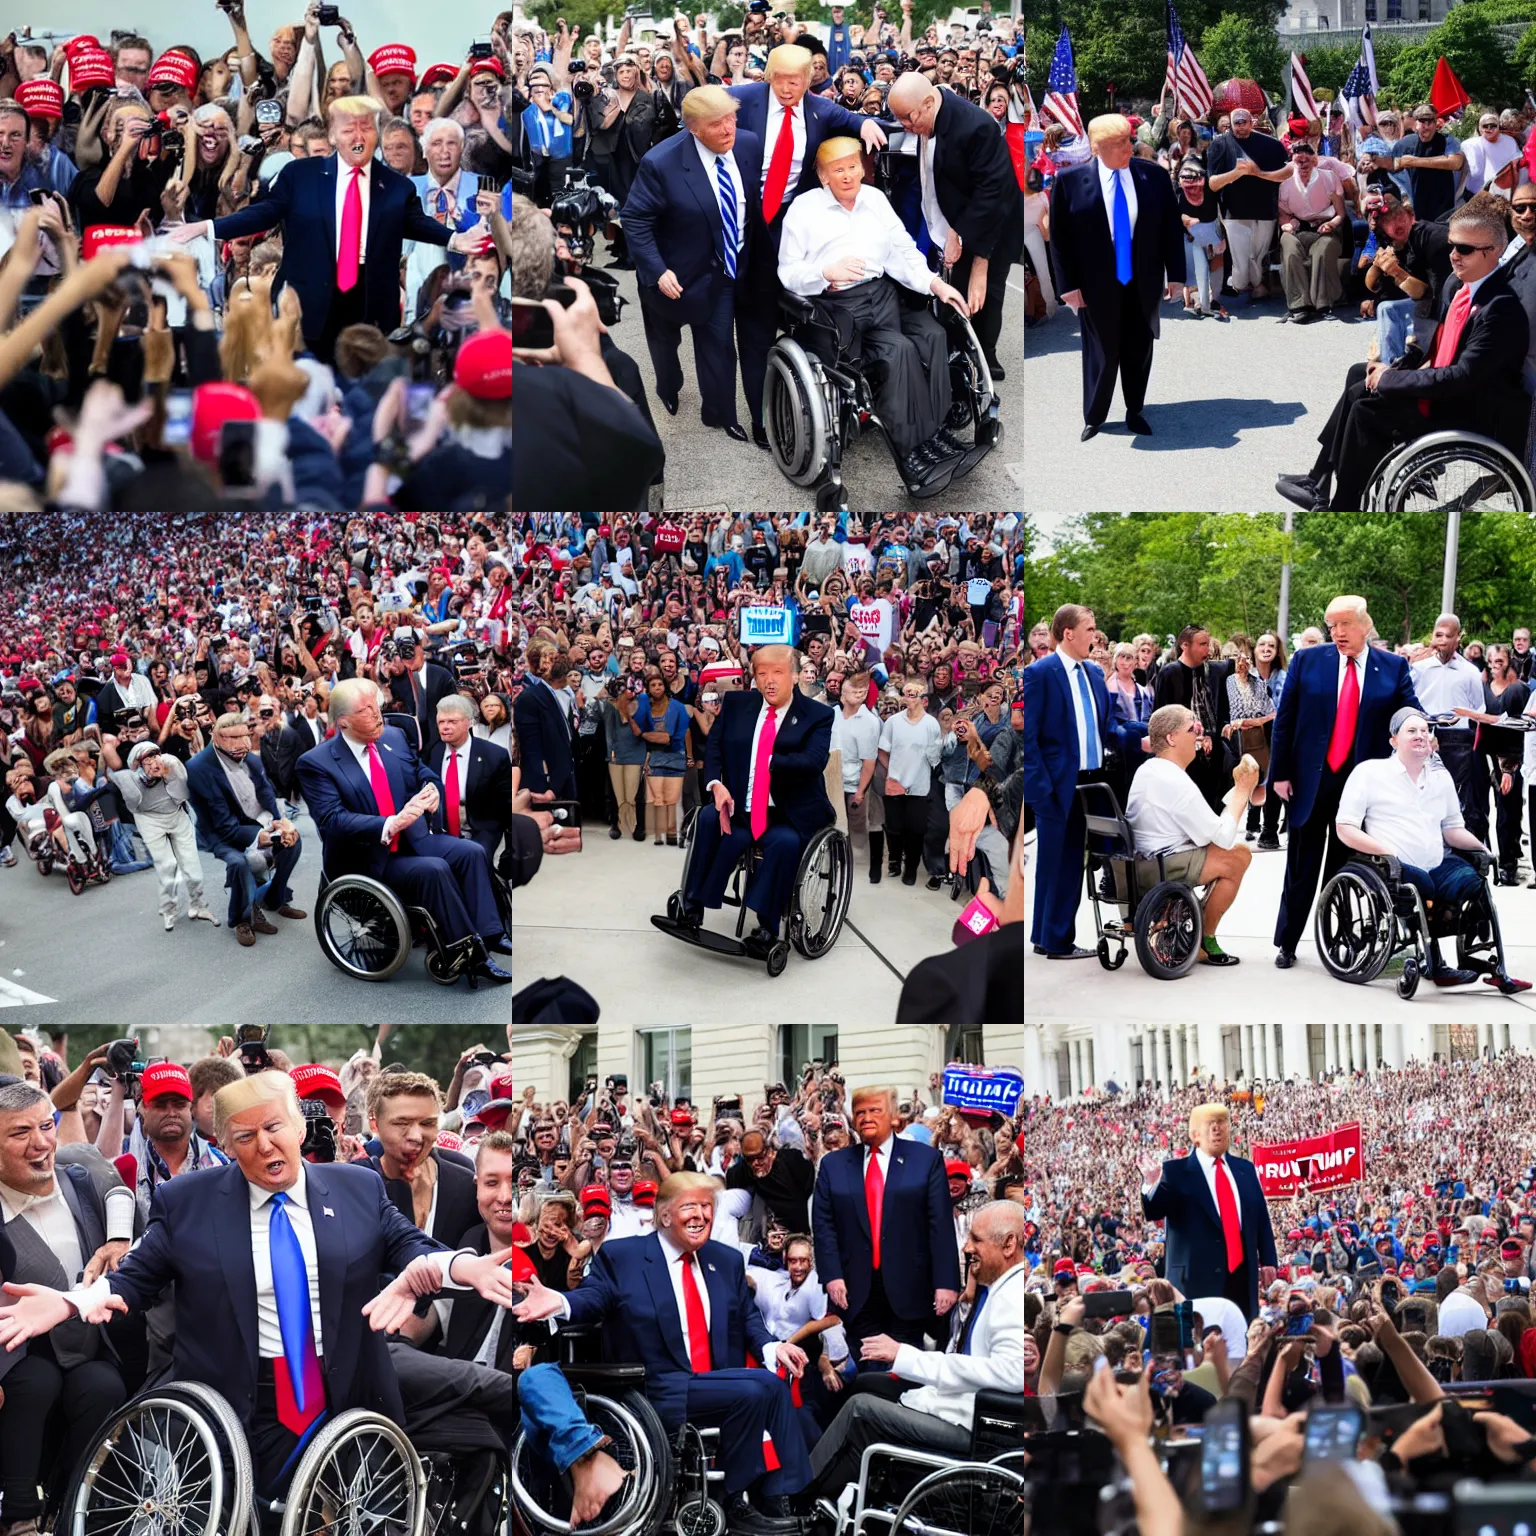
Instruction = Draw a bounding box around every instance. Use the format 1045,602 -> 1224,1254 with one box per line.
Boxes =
1096,936 -> 1128,971
1132,881 -> 1202,979
764,339 -> 831,487
279,1410 -> 426,1536
1315,863 -> 1397,984
314,875 -> 412,981
1398,957 -> 1421,1000
510,1389 -> 669,1536
674,1497 -> 727,1536
64,1393 -> 229,1536
66,857 -> 86,896
1369,432 -> 1535,512
788,826 -> 851,959
889,1461 -> 1027,1536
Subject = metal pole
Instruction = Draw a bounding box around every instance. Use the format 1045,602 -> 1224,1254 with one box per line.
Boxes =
1442,511 -> 1460,616
1277,508 -> 1294,642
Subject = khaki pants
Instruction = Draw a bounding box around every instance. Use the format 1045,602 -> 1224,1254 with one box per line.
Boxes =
608,762 -> 642,835
1223,218 -> 1275,292
1280,227 -> 1344,312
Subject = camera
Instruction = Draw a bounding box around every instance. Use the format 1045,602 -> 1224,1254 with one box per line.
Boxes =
255,98 -> 284,127
236,1023 -> 271,1072
105,1037 -> 147,1083
317,5 -> 341,25
469,40 -> 493,59
300,1098 -> 337,1162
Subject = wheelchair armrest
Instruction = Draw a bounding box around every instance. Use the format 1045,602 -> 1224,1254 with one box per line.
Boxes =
1355,853 -> 1403,884
778,293 -> 819,325
971,1388 -> 1029,1438
561,1362 -> 648,1388
1460,848 -> 1495,876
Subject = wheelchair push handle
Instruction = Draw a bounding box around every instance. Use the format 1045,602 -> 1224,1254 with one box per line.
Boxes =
1447,706 -> 1536,731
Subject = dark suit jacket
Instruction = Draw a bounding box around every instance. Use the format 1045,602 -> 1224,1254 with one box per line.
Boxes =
1499,241 -> 1536,374
185,744 -> 282,854
1048,157 -> 1185,332
295,725 -> 445,880
1376,266 -> 1531,453
360,1148 -> 480,1248
926,90 -> 1024,265
441,1221 -> 518,1372
214,154 -> 452,341
622,125 -> 763,324
427,737 -> 512,851
702,687 -> 834,841
1267,643 -> 1422,829
512,679 -> 577,800
727,84 -> 871,216
102,1160 -> 444,1428
387,660 -> 457,752
1152,658 -> 1233,735
1021,651 -> 1142,821
810,1140 -> 960,1323
563,1233 -> 774,1431
896,923 -> 1023,1025
1141,1152 -> 1278,1317
275,710 -> 328,797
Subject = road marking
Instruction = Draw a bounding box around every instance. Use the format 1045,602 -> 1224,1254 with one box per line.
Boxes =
843,918 -> 908,984
0,978 -> 57,1005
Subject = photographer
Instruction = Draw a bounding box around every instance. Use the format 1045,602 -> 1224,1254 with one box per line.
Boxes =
94,1059 -> 229,1219
108,739 -> 219,933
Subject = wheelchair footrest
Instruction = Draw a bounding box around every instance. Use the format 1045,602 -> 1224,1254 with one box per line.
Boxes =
650,915 -> 750,958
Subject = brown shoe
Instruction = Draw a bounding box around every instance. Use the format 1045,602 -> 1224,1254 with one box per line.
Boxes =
251,912 -> 279,935
236,923 -> 256,947
271,903 -> 307,920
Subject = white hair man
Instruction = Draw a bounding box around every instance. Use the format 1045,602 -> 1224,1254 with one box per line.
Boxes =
1407,612 -> 1487,840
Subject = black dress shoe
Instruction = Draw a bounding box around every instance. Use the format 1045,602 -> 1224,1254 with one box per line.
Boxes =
675,906 -> 703,929
1044,945 -> 1095,959
609,826 -> 621,839
743,925 -> 780,959
469,958 -> 513,985
752,423 -> 771,451
1081,423 -> 1100,441
723,423 -> 748,442
486,934 -> 514,955
1125,412 -> 1152,435
935,428 -> 971,457
1275,949 -> 1297,969
1275,474 -> 1324,511
926,875 -> 943,891
986,358 -> 1006,381
658,391 -> 679,416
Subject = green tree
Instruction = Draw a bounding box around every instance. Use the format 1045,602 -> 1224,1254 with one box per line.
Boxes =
1198,12 -> 1288,97
1384,7 -> 1523,110
1514,20 -> 1536,85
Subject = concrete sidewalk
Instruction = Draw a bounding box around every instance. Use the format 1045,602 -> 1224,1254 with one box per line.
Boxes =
512,833 -> 971,1024
1023,830 -> 1536,1028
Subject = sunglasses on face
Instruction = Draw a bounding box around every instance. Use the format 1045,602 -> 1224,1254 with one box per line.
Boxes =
1448,239 -> 1494,256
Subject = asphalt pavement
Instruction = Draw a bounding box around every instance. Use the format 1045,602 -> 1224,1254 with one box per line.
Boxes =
0,805 -> 511,1025
1023,293 -> 1368,516
597,248 -> 1025,515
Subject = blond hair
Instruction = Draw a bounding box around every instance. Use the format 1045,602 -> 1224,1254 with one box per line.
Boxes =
655,1171 -> 720,1222
851,1084 -> 899,1110
1189,1102 -> 1231,1135
816,136 -> 862,168
1324,594 -> 1370,625
766,44 -> 813,79
1087,113 -> 1133,151
213,1072 -> 303,1145
327,94 -> 384,126
681,84 -> 739,125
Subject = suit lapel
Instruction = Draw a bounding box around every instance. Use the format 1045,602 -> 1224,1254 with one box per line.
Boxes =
321,155 -> 338,273
218,1168 -> 261,1372
57,1165 -> 105,1257
332,732 -> 375,807
700,1246 -> 731,1368
681,138 -> 724,243
850,1146 -> 871,1243
644,1234 -> 693,1372
1186,1155 -> 1224,1234
304,1167 -> 347,1362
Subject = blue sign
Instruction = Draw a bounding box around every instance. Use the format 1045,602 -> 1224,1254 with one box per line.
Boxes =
942,1066 -> 1024,1116
739,605 -> 795,647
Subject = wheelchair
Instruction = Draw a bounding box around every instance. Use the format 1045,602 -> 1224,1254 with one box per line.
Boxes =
763,288 -> 1002,512
1363,395 -> 1536,512
1075,781 -> 1205,980
24,808 -> 113,896
650,751 -> 852,976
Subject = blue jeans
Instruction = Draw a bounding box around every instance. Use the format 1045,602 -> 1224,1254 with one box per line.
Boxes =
200,832 -> 302,927
1374,297 -> 1418,365
1183,220 -> 1223,309
1396,852 -> 1483,909
516,1363 -> 604,1474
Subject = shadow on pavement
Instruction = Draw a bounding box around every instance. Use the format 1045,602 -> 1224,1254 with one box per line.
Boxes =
1127,396 -> 1308,451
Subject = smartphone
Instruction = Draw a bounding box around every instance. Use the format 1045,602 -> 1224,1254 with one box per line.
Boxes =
1304,1403 -> 1363,1464
1379,1279 -> 1401,1308
1082,1289 -> 1134,1320
511,296 -> 554,350
1284,1310 -> 1315,1337
219,419 -> 258,489
543,799 -> 583,829
469,39 -> 493,59
161,389 -> 193,448
953,895 -> 1000,948
403,382 -> 436,436
1199,1397 -> 1249,1514
1454,1483 -> 1536,1535
256,98 -> 284,127
317,4 -> 341,24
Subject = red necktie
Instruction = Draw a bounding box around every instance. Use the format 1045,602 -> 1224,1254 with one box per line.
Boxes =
445,748 -> 461,838
367,742 -> 399,851
1421,284 -> 1473,415
680,1255 -> 712,1373
750,706 -> 778,840
865,1150 -> 884,1270
762,106 -> 794,224
337,166 -> 363,293
1326,656 -> 1359,773
1212,1156 -> 1244,1273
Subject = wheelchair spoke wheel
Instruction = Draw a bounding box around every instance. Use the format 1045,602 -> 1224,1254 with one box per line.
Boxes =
70,1396 -> 227,1536
316,880 -> 411,981
280,1413 -> 425,1536
1373,437 -> 1534,512
1132,880 -> 1202,980
789,829 -> 851,958
1315,865 -> 1397,984
890,1463 -> 1026,1536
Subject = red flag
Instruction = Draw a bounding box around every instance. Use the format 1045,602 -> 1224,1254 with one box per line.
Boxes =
1429,56 -> 1470,120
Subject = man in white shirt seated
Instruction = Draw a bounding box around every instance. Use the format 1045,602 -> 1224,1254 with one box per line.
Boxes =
778,137 -> 970,487
1123,704 -> 1259,966
1336,706 -> 1496,988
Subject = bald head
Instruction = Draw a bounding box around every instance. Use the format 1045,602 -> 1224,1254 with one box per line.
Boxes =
888,74 -> 940,134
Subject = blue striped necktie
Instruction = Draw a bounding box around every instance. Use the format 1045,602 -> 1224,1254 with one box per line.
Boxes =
1076,664 -> 1102,770
716,155 -> 738,279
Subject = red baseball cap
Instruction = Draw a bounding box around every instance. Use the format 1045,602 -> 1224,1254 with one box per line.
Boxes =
476,1098 -> 516,1132
488,1071 -> 516,1099
944,1159 -> 971,1181
368,43 -> 418,81
470,56 -> 505,79
16,80 -> 65,120
1052,1258 -> 1076,1279
290,1064 -> 346,1108
81,225 -> 144,261
148,51 -> 199,93
436,1130 -> 463,1152
108,651 -> 128,667
190,382 -> 261,465
419,63 -> 460,89
65,41 -> 115,92
140,1062 -> 193,1102
454,330 -> 512,400
633,1180 -> 658,1208
581,1184 -> 611,1215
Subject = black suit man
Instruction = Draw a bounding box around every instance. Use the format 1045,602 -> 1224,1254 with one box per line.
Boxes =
384,633 -> 456,753
1267,597 -> 1422,964
429,711 -> 512,874
1152,626 -> 1235,811
1048,114 -> 1185,438
512,673 -> 578,802
887,75 -> 1024,376
177,98 -> 484,364
1278,201 -> 1532,511
622,86 -> 763,438
1140,1103 -> 1278,1320
275,703 -> 328,803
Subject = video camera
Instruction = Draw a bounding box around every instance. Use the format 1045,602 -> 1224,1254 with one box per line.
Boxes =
568,58 -> 595,100
299,1098 -> 337,1162
235,1024 -> 271,1072
105,1037 -> 148,1084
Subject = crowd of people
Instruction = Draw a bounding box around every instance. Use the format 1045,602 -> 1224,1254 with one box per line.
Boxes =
0,1027 -> 1026,1536
510,508 -> 1026,1023
509,4 -> 1025,510
0,7 -> 512,514
0,505 -> 515,985
1019,1058 -> 1536,1534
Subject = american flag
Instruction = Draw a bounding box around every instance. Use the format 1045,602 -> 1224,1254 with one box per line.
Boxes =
1290,52 -> 1320,124
1043,25 -> 1084,139
1164,3 -> 1212,120
1340,26 -> 1378,134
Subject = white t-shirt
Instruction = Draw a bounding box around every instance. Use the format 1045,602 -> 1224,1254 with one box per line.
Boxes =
1335,754 -> 1464,873
1126,755 -> 1240,856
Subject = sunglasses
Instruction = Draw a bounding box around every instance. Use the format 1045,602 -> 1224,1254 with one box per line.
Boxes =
1448,239 -> 1494,255
1514,203 -> 1536,216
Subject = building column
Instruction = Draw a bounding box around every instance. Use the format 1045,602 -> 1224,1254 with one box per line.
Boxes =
510,1026 -> 588,1103
1172,1026 -> 1187,1089
1183,1023 -> 1198,1088
1475,1020 -> 1491,1060
1197,1020 -> 1224,1087
1335,1019 -> 1351,1072
1281,1020 -> 1308,1082
1083,1036 -> 1097,1093
1324,1020 -> 1337,1074
1261,1023 -> 1276,1083
1355,1020 -> 1368,1075
1381,1022 -> 1403,1070
1162,1026 -> 1176,1096
1239,1024 -> 1255,1083
1068,1038 -> 1083,1098
1023,1024 -> 1046,1099
685,1022 -> 780,1108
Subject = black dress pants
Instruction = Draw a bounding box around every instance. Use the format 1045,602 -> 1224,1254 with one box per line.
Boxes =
1273,764 -> 1354,955
0,1350 -> 126,1520
1079,282 -> 1155,427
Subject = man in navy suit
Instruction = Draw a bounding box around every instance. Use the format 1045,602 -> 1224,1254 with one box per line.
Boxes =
730,44 -> 888,447
513,1172 -> 811,1536
512,656 -> 577,802
296,679 -> 511,985
175,95 -> 487,364
1048,113 -> 1185,439
679,644 -> 835,953
812,1085 -> 961,1372
1268,595 -> 1422,966
428,696 -> 512,875
1022,602 -> 1147,959
0,1073 -> 519,1499
623,86 -> 762,440
1140,1102 -> 1278,1320
186,715 -> 306,944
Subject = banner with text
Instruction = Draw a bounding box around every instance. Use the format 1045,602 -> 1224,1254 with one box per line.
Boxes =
942,1066 -> 1025,1117
739,606 -> 796,647
1252,1123 -> 1363,1198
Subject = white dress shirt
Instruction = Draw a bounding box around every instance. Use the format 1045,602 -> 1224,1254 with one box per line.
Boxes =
1141,1146 -> 1243,1230
693,135 -> 745,262
1055,646 -> 1096,771
342,729 -> 408,845
1411,651 -> 1484,731
1336,648 -> 1368,704
1098,158 -> 1139,264
1126,754 -> 1241,855
0,1177 -> 85,1285
864,1134 -> 894,1189
1336,753 -> 1465,872
334,158 -> 372,267
750,1264 -> 827,1339
778,185 -> 936,297
917,130 -> 954,248
760,99 -> 807,201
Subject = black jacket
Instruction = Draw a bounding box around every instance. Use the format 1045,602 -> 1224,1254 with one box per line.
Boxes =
360,1148 -> 481,1249
427,736 -> 512,850
926,91 -> 1024,266
441,1221 -> 521,1371
387,660 -> 458,752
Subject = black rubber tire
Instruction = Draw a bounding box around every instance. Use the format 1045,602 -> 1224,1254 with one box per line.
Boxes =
766,941 -> 789,977
1132,880 -> 1203,979
1315,862 -> 1397,984
1397,958 -> 1420,1000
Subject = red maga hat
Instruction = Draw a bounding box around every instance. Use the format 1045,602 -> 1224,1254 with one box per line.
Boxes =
190,382 -> 261,465
454,329 -> 512,400
291,1064 -> 346,1107
147,51 -> 199,93
81,225 -> 144,260
140,1062 -> 193,1102
65,39 -> 115,92
368,44 -> 418,81
581,1184 -> 611,1213
419,63 -> 460,89
16,79 -> 65,120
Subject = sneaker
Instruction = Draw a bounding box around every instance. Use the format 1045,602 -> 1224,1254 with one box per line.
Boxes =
164,913 -> 176,932
1256,836 -> 1280,851
926,876 -> 943,891
188,905 -> 220,925
0,847 -> 15,868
